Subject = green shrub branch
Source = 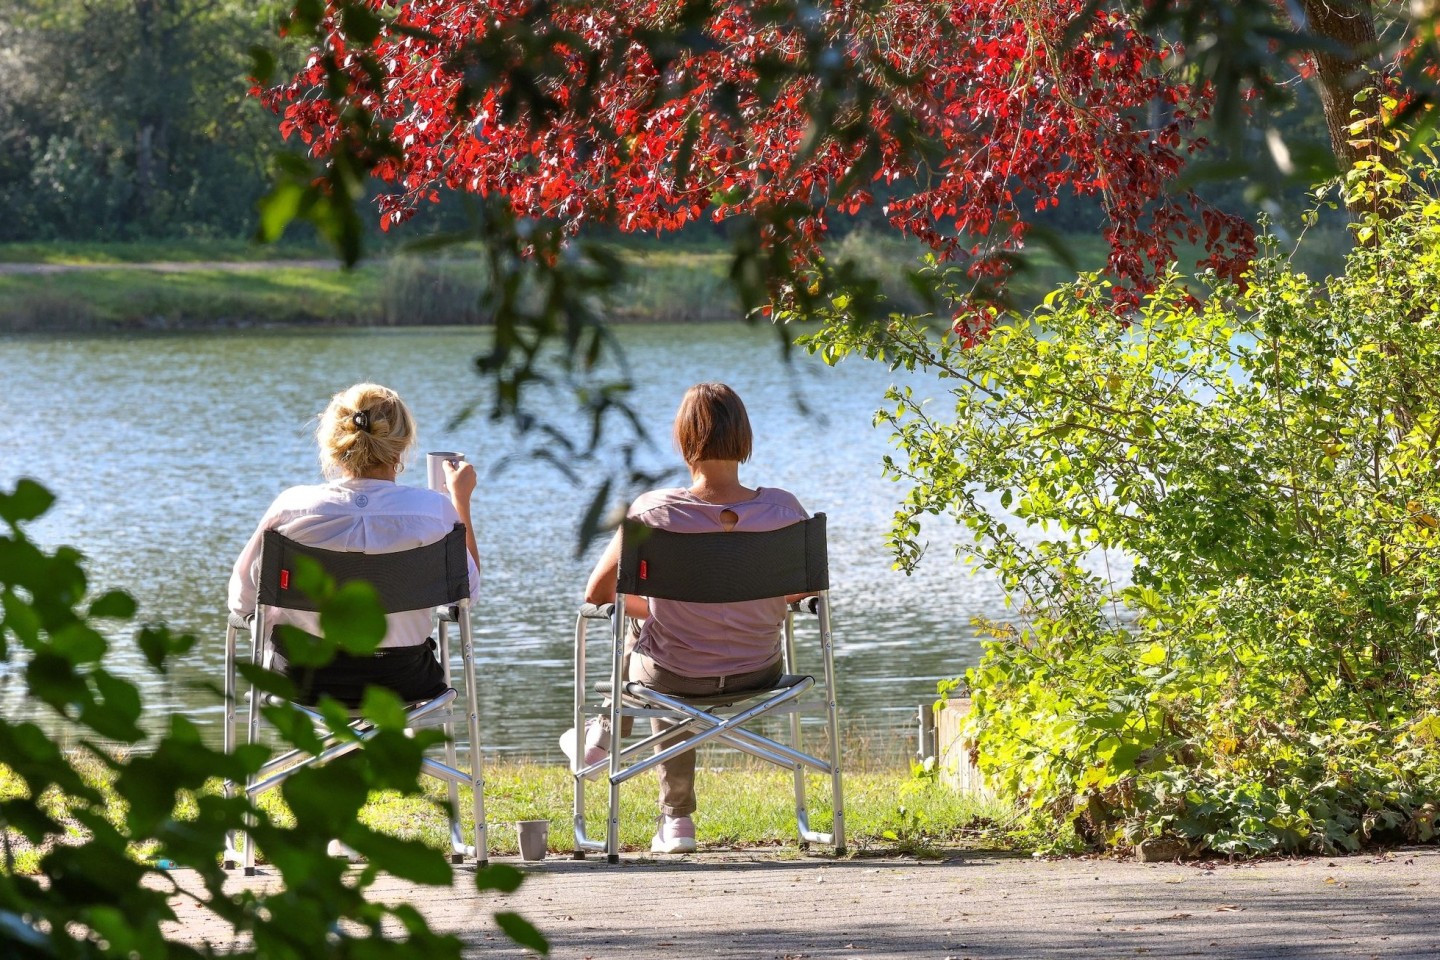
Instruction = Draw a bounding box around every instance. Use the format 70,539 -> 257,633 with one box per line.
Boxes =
804,148 -> 1440,857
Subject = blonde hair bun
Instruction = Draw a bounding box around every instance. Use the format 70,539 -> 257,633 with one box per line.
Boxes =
317,383 -> 417,479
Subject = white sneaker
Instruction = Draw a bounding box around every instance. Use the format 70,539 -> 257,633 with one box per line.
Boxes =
559,720 -> 609,781
326,838 -> 363,863
650,815 -> 697,854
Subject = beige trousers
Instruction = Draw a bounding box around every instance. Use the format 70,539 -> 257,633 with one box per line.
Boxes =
627,654 -> 784,817
595,640 -> 784,818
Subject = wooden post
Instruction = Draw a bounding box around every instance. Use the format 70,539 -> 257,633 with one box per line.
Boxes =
936,697 -> 989,796
916,702 -> 936,762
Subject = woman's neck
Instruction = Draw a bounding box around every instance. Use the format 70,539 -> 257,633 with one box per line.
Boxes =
353,463 -> 399,482
687,460 -> 755,503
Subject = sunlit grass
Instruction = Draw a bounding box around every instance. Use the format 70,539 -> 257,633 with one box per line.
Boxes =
2,749 -> 1012,873
263,759 -> 1009,860
0,239 -> 329,265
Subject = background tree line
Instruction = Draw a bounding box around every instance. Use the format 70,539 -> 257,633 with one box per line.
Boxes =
0,0 -> 288,242
0,0 -> 1328,249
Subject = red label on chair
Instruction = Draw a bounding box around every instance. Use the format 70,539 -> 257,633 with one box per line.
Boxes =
280,569 -> 290,590
639,560 -> 648,580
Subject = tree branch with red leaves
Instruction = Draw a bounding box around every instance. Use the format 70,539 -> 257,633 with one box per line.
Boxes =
261,0 -> 1257,336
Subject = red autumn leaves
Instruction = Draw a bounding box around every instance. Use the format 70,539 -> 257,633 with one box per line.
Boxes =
265,0 -> 1255,330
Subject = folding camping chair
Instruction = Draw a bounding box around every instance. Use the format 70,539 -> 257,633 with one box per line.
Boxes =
570,514 -> 844,862
222,524 -> 487,875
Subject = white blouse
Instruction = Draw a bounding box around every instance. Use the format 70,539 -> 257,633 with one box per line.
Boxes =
228,477 -> 481,649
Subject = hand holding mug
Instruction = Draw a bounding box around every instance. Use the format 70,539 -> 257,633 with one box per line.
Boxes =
443,458 -> 477,505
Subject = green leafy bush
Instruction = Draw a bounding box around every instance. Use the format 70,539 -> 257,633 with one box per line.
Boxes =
0,479 -> 545,955
809,154 -> 1440,855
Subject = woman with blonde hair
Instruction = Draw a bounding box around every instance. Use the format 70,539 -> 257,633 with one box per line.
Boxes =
228,382 -> 481,708
563,382 -> 808,853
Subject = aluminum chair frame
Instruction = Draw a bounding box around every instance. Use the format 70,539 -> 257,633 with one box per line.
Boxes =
570,514 -> 845,862
222,524 -> 487,875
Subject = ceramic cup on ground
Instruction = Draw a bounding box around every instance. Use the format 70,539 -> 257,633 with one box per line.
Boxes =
516,820 -> 550,861
426,451 -> 466,494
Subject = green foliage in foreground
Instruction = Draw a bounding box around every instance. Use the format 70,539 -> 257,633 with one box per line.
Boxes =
810,155 -> 1440,856
3,755 -> 1002,870
0,480 -> 544,956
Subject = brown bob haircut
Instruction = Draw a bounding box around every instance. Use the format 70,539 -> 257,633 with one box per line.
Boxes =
673,382 -> 753,465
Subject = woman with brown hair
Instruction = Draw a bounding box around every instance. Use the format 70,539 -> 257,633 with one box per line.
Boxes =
563,382 -> 808,853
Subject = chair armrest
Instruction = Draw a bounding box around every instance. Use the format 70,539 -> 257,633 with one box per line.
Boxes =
579,602 -> 614,620
788,596 -> 820,616
228,612 -> 254,630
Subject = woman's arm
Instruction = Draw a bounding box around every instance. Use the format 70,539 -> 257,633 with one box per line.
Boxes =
228,499 -> 283,617
227,525 -> 264,618
584,528 -> 650,619
443,459 -> 481,567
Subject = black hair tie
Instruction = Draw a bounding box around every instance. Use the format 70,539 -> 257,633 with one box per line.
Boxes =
352,410 -> 371,432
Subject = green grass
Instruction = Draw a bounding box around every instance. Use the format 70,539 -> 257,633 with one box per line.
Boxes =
1,751 -> 1013,873
0,239 -> 335,265
340,761 -> 1008,859
0,249 -> 744,332
0,259 -> 490,331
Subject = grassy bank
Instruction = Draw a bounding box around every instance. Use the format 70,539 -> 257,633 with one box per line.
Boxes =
1,754 -> 1011,874
0,238 -> 331,266
0,238 -> 333,265
0,233 -> 1113,333
0,250 -> 741,332
0,260 -> 492,332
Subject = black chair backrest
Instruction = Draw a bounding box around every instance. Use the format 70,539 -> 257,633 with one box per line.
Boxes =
256,524 -> 470,614
616,513 -> 828,603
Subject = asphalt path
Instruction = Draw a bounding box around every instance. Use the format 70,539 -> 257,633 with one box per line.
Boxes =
163,846 -> 1440,959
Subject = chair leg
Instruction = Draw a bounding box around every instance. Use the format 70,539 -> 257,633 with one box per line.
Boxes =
605,777 -> 621,864
568,615 -> 618,859
605,605 -> 626,863
458,607 -> 488,867
446,780 -> 464,863
222,623 -> 239,869
572,614 -> 588,857
571,761 -> 589,859
242,614 -> 266,875
818,592 -> 846,856
790,702 -> 810,848
782,610 -> 811,847
437,619 -> 466,864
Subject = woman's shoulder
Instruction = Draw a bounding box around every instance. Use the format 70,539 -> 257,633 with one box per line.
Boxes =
753,486 -> 807,516
266,479 -> 447,512
628,486 -> 692,515
266,482 -> 336,512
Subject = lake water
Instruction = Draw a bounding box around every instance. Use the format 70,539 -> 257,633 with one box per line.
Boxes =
1,324 -> 1007,760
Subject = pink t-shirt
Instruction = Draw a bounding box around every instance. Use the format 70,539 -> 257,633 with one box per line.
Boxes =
627,486 -> 809,678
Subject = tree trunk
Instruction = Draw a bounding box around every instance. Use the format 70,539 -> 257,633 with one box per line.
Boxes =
1294,0 -> 1381,179
131,0 -> 181,227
